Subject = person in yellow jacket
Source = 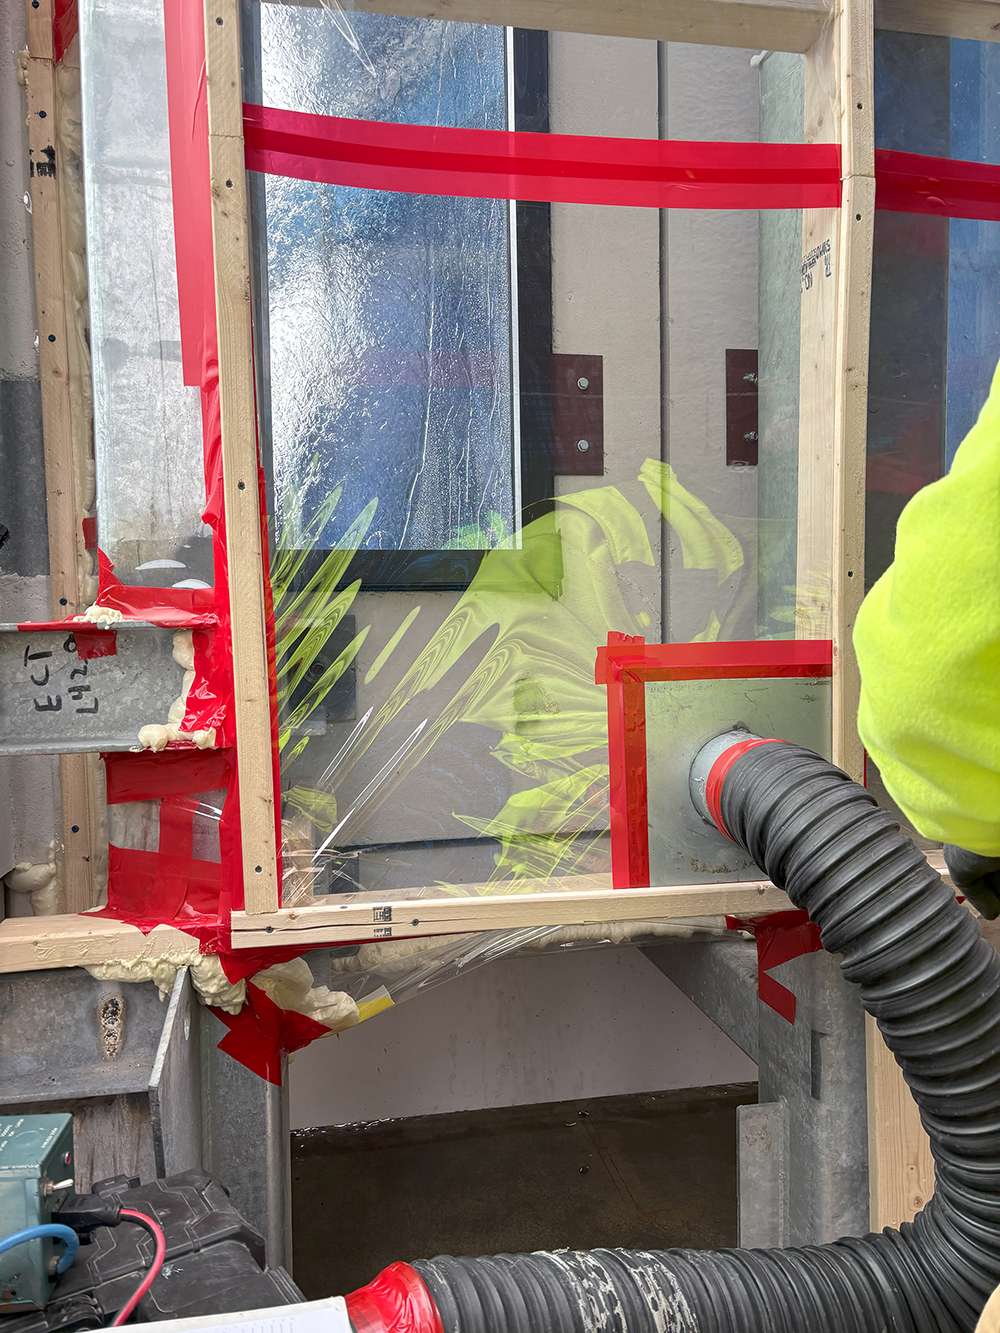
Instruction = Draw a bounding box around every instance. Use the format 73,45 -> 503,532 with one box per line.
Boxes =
854,358 -> 1000,921
855,364 -> 1000,1333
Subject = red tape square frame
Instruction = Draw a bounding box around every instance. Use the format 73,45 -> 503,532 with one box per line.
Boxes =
595,635 -> 834,890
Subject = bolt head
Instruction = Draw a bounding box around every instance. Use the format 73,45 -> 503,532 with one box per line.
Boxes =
575,439 -> 590,453
576,376 -> 590,391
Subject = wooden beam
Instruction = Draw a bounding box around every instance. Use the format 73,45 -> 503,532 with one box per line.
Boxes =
0,915 -> 201,974
876,0 -> 1000,40
23,0 -> 100,912
811,0 -> 937,1235
867,788 -> 942,1234
265,0 -> 833,54
0,853 -> 954,972
203,0 -> 280,915
231,878 -> 794,948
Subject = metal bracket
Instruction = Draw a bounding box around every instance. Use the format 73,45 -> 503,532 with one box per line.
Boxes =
0,623 -> 183,754
550,353 -> 604,475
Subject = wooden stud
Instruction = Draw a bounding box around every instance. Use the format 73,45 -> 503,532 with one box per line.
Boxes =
23,0 -> 100,912
25,0 -> 54,59
0,851 -> 952,971
813,0 -> 937,1233
232,877 -> 792,948
203,0 -> 280,915
267,0 -> 832,54
228,851 -> 955,951
0,914 -> 201,974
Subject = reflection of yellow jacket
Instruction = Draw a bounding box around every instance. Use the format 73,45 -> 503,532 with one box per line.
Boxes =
854,360 -> 1000,856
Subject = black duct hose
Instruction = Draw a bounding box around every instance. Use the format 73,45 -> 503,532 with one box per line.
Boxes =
407,742 -> 1000,1332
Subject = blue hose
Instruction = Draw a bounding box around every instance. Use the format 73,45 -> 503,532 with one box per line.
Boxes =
0,1224 -> 79,1275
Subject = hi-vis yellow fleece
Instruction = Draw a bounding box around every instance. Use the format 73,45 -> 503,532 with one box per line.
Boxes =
855,359 -> 1000,857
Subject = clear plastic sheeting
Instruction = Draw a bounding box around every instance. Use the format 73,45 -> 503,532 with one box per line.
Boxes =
80,0 -> 210,586
316,916 -> 741,1022
252,10 -> 822,912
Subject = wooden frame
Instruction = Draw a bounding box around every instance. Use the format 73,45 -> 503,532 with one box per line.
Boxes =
226,0 -> 870,939
205,0 -> 281,916
267,0 -> 835,53
0,0 -> 885,954
21,0 -> 102,913
10,0 -> 964,1233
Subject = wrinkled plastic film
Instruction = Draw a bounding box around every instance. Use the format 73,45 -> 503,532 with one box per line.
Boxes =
75,0 -> 846,1062
242,12 -> 848,1016
317,915 -> 740,1020
254,12 -> 825,941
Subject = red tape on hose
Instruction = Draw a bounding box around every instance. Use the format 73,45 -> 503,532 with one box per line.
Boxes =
705,737 -> 782,840
346,1262 -> 444,1333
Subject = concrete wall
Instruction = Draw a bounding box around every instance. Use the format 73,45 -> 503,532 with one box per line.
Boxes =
290,946 -> 756,1128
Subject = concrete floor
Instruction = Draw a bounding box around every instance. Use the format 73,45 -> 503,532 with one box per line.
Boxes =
292,1082 -> 756,1298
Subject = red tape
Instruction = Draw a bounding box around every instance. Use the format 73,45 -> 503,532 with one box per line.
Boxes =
87,0 -> 293,1086
705,737 -> 782,840
93,549 -> 217,627
213,983 -> 331,1085
346,1262 -> 444,1333
244,103 -> 843,211
876,147 -> 1000,222
52,0 -> 77,63
103,845 -> 223,930
16,620 -> 117,660
727,910 -> 822,1024
104,749 -> 231,804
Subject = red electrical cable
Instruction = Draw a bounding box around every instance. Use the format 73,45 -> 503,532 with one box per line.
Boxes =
111,1207 -> 167,1327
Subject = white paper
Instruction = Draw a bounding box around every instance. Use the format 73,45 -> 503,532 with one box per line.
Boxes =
133,1296 -> 353,1333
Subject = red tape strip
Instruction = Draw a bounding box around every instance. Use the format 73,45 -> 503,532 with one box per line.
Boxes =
213,983 -> 331,1085
104,750 -> 231,804
727,910 -> 822,1024
346,1262 -> 444,1333
705,737 -> 782,840
52,0 -> 78,63
16,620 -> 117,660
876,147 -> 1000,222
244,102 -> 843,210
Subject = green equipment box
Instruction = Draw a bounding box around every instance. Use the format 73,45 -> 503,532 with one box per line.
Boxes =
0,1114 -> 74,1312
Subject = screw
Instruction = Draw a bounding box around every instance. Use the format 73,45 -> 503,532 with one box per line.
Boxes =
575,439 -> 590,454
576,376 -> 590,391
